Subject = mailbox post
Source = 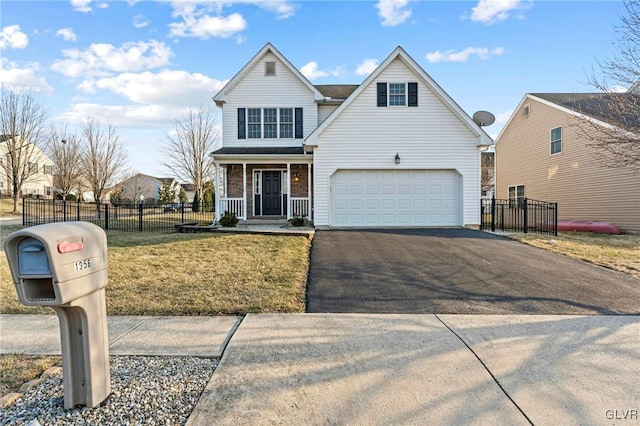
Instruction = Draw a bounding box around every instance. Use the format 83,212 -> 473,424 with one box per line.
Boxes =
4,222 -> 110,409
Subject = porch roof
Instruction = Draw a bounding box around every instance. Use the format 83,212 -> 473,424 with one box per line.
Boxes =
212,146 -> 312,164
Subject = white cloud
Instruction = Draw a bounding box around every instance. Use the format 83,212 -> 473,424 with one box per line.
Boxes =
56,27 -> 77,42
169,12 -> 247,39
78,70 -> 226,106
375,0 -> 412,27
234,0 -> 296,19
71,0 -> 92,12
470,0 -> 531,25
355,58 -> 379,76
61,103 -> 189,128
495,110 -> 513,125
51,40 -> 173,78
0,25 -> 29,50
133,15 -> 150,28
609,85 -> 628,93
425,47 -> 505,63
0,59 -> 53,94
300,61 -> 343,81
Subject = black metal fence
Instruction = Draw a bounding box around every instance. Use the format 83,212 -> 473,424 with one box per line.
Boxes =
481,197 -> 558,236
23,199 -> 215,232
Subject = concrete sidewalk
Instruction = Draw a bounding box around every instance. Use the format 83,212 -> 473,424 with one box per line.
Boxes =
1,314 -> 639,425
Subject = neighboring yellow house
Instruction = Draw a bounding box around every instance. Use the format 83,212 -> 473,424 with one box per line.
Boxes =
495,93 -> 640,233
0,136 -> 54,199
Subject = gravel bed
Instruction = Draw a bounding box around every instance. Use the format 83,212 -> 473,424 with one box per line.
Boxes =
0,356 -> 218,426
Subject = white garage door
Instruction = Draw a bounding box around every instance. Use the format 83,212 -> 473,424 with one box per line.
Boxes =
330,169 -> 461,227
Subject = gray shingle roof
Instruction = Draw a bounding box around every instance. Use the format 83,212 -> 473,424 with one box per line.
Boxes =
314,85 -> 359,100
531,92 -> 640,129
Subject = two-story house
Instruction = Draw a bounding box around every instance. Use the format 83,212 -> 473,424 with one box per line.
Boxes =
495,92 -> 640,233
212,43 -> 492,228
0,135 -> 54,198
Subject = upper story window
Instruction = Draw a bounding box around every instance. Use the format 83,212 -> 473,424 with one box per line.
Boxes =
265,61 -> 276,76
377,82 -> 418,107
238,107 -> 302,139
389,83 -> 406,106
43,164 -> 53,175
28,162 -> 38,174
550,126 -> 562,155
248,108 -> 262,138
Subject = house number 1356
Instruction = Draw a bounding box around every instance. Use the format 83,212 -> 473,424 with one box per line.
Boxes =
74,258 -> 92,272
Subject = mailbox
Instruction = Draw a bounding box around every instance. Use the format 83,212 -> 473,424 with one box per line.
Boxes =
4,222 -> 111,409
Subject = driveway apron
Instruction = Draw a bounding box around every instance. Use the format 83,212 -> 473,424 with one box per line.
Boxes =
306,228 -> 640,314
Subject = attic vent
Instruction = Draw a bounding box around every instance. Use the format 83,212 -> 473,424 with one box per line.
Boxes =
265,61 -> 276,76
523,104 -> 531,117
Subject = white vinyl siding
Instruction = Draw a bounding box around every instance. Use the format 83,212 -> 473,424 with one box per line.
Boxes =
221,52 -> 317,148
313,58 -> 481,227
318,104 -> 339,125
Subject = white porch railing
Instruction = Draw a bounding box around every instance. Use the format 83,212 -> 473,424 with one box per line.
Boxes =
219,198 -> 245,219
289,197 -> 311,219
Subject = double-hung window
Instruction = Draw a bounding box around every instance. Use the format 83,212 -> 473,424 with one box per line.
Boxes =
263,108 -> 278,138
377,82 -> 418,107
550,126 -> 562,154
508,185 -> 525,209
28,162 -> 38,174
238,107 -> 301,139
248,108 -> 262,139
279,108 -> 293,138
389,83 -> 406,106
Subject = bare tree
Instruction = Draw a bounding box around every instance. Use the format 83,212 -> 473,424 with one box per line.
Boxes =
45,122 -> 84,200
481,151 -> 494,195
162,107 -> 220,205
579,0 -> 640,172
0,85 -> 49,212
80,118 -> 128,210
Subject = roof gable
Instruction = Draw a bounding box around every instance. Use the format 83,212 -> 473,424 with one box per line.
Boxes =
213,43 -> 324,106
305,46 -> 493,146
496,92 -> 640,142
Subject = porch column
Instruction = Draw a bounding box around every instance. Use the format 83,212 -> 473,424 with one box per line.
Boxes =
286,163 -> 291,219
242,163 -> 247,220
214,162 -> 220,222
307,162 -> 312,220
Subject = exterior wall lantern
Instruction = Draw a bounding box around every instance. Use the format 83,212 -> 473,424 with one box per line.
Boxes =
293,172 -> 300,183
394,153 -> 401,164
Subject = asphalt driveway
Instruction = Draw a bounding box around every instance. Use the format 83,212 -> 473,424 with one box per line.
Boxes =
306,228 -> 640,314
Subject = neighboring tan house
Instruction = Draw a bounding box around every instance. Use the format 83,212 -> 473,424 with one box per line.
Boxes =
112,173 -> 180,203
495,92 -> 640,233
0,135 -> 54,199
212,43 -> 492,228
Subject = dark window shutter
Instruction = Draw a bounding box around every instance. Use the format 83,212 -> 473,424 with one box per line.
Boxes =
295,108 -> 303,139
408,82 -> 418,107
377,82 -> 387,107
237,108 -> 246,139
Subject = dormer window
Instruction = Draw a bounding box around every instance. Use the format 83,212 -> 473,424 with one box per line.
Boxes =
377,82 -> 418,107
265,61 -> 276,76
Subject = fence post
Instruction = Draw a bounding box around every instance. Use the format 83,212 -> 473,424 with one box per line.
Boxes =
104,204 -> 109,230
181,202 -> 185,223
22,198 -> 26,225
491,197 -> 496,232
523,198 -> 528,234
554,203 -> 558,236
138,203 -> 143,232
77,200 -> 81,221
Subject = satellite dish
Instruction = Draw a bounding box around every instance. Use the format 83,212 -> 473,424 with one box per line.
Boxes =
472,110 -> 495,127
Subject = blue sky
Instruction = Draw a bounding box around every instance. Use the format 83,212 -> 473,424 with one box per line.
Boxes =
1,0 -> 627,178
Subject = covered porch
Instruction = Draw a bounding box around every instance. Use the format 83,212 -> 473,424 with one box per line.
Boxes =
212,147 -> 313,222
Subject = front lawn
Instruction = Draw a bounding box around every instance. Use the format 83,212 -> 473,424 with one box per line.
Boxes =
1,228 -> 310,315
507,232 -> 640,278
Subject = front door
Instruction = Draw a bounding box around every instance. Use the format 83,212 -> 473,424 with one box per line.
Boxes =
262,171 -> 282,215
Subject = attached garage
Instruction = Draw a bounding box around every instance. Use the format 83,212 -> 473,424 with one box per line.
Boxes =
330,169 -> 462,227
